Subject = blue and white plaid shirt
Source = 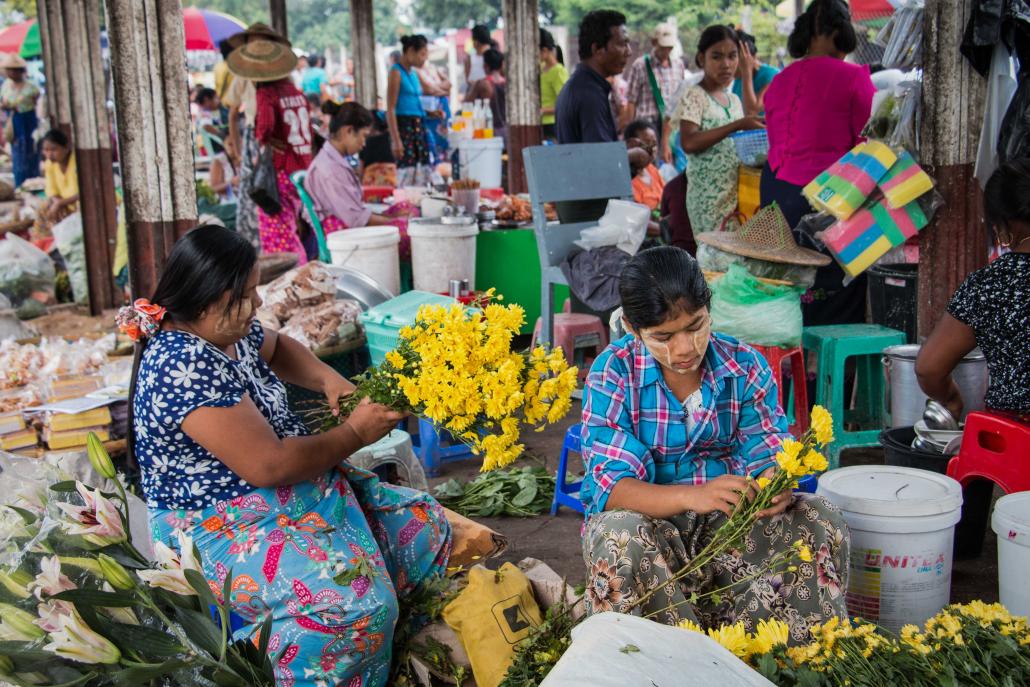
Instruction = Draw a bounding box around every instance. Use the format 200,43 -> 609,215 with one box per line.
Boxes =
579,333 -> 790,516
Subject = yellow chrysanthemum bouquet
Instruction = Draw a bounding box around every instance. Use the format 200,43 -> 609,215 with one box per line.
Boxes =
688,602 -> 1030,684
330,295 -> 578,470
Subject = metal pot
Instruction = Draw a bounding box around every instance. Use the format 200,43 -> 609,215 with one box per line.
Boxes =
882,344 -> 988,428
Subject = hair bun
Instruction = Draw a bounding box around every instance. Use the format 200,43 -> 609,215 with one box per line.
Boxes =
321,100 -> 341,116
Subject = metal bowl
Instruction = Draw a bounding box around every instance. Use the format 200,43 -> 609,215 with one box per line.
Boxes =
923,400 -> 960,431
323,264 -> 394,311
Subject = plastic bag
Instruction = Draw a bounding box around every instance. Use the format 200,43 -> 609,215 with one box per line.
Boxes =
442,562 -> 543,687
575,199 -> 650,254
709,264 -> 804,347
249,146 -> 281,215
52,212 -> 88,306
696,243 -> 818,289
0,234 -> 55,308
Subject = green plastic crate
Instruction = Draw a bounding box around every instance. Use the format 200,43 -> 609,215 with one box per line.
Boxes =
359,291 -> 457,365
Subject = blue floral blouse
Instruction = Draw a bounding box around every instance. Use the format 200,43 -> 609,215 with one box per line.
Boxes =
132,321 -> 309,510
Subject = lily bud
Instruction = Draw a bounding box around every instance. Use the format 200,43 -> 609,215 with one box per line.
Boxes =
0,654 -> 12,674
0,603 -> 45,640
98,555 -> 135,591
86,432 -> 117,480
0,568 -> 32,599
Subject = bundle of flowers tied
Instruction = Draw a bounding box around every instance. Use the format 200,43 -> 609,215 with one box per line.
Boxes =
683,601 -> 1030,686
0,436 -> 274,686
311,293 -> 579,471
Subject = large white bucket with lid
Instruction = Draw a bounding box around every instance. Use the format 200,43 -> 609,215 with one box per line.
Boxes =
457,137 -> 503,188
817,465 -> 963,634
407,217 -> 479,294
327,226 -> 400,297
882,344 -> 988,427
992,491 -> 1030,617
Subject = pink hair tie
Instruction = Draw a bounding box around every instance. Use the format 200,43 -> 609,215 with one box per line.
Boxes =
115,298 -> 167,342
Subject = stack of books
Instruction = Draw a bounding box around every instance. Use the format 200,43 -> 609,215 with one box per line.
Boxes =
43,406 -> 112,451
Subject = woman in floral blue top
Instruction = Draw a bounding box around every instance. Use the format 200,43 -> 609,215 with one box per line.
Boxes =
580,246 -> 848,641
130,226 -> 450,687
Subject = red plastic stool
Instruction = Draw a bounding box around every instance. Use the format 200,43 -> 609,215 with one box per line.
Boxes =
752,344 -> 809,436
948,412 -> 1030,494
532,313 -> 608,381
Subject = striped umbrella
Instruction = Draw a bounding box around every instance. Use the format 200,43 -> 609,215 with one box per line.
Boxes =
0,8 -> 246,58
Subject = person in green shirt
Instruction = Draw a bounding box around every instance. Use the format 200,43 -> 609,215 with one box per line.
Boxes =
539,28 -> 569,141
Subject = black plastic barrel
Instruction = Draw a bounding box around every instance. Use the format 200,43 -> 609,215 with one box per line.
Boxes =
879,426 -> 992,560
868,264 -> 918,343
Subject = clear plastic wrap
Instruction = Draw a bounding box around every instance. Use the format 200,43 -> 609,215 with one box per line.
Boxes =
0,233 -> 55,308
575,199 -> 650,254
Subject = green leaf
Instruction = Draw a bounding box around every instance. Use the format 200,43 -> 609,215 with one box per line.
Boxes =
173,606 -> 224,657
620,644 -> 640,654
49,480 -> 79,493
109,659 -> 191,685
185,569 -> 219,616
511,483 -> 538,507
106,622 -> 184,657
52,588 -> 136,607
257,611 -> 273,661
0,640 -> 55,662
6,506 -> 38,525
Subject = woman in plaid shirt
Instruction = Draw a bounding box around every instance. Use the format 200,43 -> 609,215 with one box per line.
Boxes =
580,246 -> 849,640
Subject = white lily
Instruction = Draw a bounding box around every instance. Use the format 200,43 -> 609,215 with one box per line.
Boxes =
35,599 -> 74,634
42,603 -> 121,664
56,482 -> 126,547
27,556 -> 76,600
136,531 -> 201,596
100,583 -> 138,626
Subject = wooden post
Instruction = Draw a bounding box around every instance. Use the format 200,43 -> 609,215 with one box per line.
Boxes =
502,0 -> 542,194
38,0 -> 71,134
917,0 -> 987,336
269,0 -> 288,42
62,0 -> 120,312
350,0 -> 377,110
104,0 -> 197,299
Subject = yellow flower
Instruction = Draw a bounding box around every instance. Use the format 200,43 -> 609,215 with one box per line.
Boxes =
707,622 -> 750,658
797,544 -> 813,563
810,405 -> 834,446
750,618 -> 790,655
802,449 -> 828,474
384,350 -> 406,369
775,449 -> 806,479
677,619 -> 703,633
756,477 -> 771,490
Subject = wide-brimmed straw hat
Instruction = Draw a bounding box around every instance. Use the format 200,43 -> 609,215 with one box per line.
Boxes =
227,40 -> 297,82
1,54 -> 28,70
226,22 -> 290,49
695,203 -> 832,266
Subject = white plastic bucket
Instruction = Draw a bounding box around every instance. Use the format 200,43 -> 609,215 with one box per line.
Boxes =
327,226 -> 400,296
407,219 -> 479,294
816,465 -> 963,634
457,137 -> 503,188
992,491 -> 1030,617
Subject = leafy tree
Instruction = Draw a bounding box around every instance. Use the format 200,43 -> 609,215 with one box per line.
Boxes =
1,0 -> 36,19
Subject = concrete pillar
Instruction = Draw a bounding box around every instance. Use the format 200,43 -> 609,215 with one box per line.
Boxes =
62,0 -> 120,312
503,0 -> 542,194
269,0 -> 288,41
350,0 -> 377,110
104,0 -> 197,299
917,0 -> 988,336
37,0 -> 71,133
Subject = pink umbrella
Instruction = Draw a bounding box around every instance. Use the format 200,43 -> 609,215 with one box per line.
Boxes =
181,8 -> 247,51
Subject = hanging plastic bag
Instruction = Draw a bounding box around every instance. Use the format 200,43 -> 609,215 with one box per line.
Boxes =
709,264 -> 804,347
52,212 -> 88,306
249,146 -> 282,216
0,233 -> 55,308
575,199 -> 650,254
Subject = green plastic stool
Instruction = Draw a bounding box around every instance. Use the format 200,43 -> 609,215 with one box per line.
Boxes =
802,324 -> 906,468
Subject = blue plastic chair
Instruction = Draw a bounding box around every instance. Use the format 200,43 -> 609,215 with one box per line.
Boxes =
409,418 -> 475,477
290,170 -> 331,263
551,424 -> 585,515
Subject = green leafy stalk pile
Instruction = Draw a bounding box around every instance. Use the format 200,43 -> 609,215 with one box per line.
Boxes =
434,467 -> 556,518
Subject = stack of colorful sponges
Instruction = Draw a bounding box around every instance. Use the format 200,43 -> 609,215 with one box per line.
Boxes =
803,141 -> 898,221
821,199 -> 929,278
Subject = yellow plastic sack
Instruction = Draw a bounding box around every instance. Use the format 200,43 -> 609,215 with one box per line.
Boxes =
442,562 -> 543,687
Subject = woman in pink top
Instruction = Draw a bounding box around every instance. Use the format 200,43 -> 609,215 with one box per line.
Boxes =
304,101 -> 413,258
761,0 -> 874,326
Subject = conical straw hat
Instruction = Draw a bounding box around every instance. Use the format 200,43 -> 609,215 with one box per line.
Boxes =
227,39 -> 297,82
695,203 -> 831,267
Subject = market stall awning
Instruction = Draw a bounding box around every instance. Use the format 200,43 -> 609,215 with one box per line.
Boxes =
0,19 -> 41,59
0,8 -> 246,59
